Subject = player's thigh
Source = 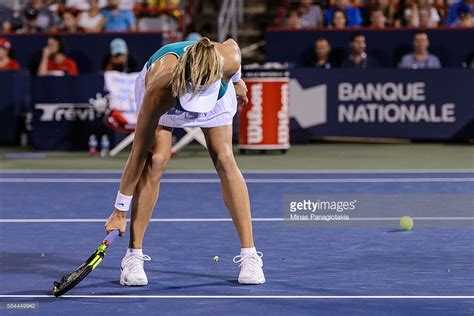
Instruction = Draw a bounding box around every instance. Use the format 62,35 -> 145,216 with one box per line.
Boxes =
201,125 -> 234,162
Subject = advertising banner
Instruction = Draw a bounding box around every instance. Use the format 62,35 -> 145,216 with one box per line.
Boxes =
30,75 -> 109,150
290,69 -> 474,140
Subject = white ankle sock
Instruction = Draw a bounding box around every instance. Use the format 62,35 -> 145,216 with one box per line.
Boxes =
126,248 -> 143,256
240,247 -> 256,256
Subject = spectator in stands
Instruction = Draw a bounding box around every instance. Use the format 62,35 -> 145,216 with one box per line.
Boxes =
433,0 -> 449,23
24,0 -> 59,31
0,4 -> 12,32
451,4 -> 474,26
286,9 -> 302,29
59,11 -> 84,32
66,0 -> 107,11
17,7 -> 42,33
37,35 -> 78,76
363,0 -> 401,27
418,6 -> 436,28
342,33 -> 379,68
101,38 -> 138,73
326,0 -> 363,27
78,0 -> 106,32
446,0 -> 473,25
405,0 -> 440,27
329,9 -> 348,28
2,20 -> 12,33
0,38 -> 20,71
4,2 -> 23,33
102,0 -> 136,32
459,6 -> 474,26
370,7 -> 387,27
301,37 -> 333,69
399,31 -> 441,69
298,0 -> 325,27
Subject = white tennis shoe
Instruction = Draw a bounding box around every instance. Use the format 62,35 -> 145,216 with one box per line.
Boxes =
120,254 -> 151,286
233,252 -> 265,284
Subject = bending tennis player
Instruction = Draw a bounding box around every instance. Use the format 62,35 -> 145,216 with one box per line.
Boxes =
105,38 -> 265,285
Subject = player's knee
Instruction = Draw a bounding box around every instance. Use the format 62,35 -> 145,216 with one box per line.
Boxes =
150,153 -> 169,177
214,151 -> 236,174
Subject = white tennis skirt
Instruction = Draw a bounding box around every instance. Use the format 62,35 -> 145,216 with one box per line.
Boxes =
134,65 -> 237,128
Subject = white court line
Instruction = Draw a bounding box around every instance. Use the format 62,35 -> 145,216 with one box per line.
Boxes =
0,178 -> 473,183
0,295 -> 473,299
0,217 -> 473,223
0,169 -> 473,174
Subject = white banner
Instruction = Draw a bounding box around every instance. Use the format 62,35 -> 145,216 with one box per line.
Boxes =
104,71 -> 139,112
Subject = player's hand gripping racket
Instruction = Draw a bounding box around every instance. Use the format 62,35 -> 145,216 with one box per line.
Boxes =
52,230 -> 119,297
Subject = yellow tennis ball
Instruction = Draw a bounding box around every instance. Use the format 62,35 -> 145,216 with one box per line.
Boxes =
213,256 -> 219,262
400,216 -> 414,230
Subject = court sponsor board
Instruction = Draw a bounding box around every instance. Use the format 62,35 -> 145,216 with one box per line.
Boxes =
290,69 -> 474,140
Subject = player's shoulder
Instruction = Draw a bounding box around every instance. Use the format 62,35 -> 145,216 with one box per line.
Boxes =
146,55 -> 176,89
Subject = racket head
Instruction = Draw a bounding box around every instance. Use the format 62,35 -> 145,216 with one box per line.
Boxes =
51,230 -> 119,297
52,247 -> 105,297
52,264 -> 93,297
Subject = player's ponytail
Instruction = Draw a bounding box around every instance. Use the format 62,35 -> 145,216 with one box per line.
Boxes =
171,37 -> 223,97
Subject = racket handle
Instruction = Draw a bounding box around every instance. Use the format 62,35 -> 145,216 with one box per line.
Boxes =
104,229 -> 120,245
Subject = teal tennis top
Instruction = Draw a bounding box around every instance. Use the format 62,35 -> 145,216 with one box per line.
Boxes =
145,41 -> 229,108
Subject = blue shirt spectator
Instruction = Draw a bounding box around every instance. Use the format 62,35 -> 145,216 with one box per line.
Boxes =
399,31 -> 441,69
102,0 -> 136,32
446,0 -> 474,25
326,0 -> 362,27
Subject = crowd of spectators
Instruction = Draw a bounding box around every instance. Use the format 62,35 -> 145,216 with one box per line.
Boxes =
0,33 -> 143,74
279,0 -> 473,28
300,30 -> 473,68
0,0 -> 182,34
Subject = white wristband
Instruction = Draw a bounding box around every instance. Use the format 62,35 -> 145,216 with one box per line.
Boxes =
115,191 -> 132,212
231,66 -> 241,83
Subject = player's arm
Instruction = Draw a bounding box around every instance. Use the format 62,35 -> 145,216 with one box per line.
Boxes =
218,39 -> 248,105
105,57 -> 175,235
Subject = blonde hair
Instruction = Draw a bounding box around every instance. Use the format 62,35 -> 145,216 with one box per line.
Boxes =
171,37 -> 223,97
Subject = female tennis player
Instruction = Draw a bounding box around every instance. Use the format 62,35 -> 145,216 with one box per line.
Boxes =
105,38 -> 265,285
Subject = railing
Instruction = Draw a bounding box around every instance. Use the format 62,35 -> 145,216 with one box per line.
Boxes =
217,0 -> 244,42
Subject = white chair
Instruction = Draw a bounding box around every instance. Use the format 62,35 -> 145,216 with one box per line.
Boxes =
98,71 -> 207,157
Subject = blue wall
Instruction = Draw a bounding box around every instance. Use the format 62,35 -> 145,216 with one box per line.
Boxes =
266,28 -> 474,67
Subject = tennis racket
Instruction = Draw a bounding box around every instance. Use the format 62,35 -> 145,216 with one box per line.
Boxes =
52,230 -> 119,297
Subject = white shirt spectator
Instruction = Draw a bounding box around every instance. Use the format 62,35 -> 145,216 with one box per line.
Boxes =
300,4 -> 325,27
404,6 -> 440,27
119,0 -> 136,11
78,11 -> 103,30
65,0 -> 107,11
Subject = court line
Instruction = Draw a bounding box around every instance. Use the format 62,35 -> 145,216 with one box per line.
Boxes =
1,178 -> 473,183
0,217 -> 472,223
0,169 -> 473,174
0,295 -> 473,299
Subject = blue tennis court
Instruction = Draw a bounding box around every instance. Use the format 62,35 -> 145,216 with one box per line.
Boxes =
0,170 -> 473,314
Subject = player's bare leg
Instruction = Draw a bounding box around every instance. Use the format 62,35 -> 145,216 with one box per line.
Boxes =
202,125 -> 265,284
129,126 -> 173,249
121,125 -> 172,286
202,125 -> 254,247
